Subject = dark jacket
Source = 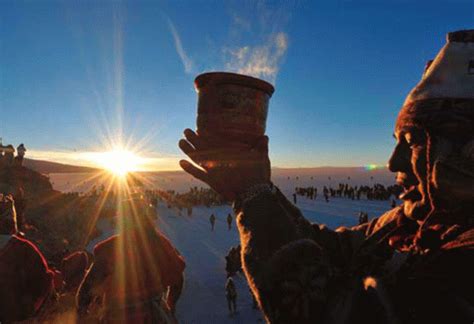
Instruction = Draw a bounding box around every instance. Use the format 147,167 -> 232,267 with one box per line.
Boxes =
235,186 -> 473,323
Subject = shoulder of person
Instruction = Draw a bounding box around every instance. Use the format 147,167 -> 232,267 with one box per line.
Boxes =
62,250 -> 89,270
93,234 -> 119,259
10,235 -> 52,274
11,234 -> 43,254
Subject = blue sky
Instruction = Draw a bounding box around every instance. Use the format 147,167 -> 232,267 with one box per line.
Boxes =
1,0 -> 473,170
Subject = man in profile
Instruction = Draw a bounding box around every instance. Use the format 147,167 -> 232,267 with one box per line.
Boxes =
0,194 -> 54,323
179,30 -> 474,322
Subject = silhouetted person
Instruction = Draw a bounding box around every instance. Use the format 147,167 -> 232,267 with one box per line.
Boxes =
362,212 -> 368,223
227,213 -> 233,230
225,277 -> 237,316
0,195 -> 53,323
14,144 -> 26,166
3,145 -> 14,166
179,29 -> 474,323
391,199 -> 397,208
210,213 -> 216,231
180,30 -> 474,323
358,211 -> 365,225
77,198 -> 185,322
61,251 -> 89,294
225,245 -> 242,277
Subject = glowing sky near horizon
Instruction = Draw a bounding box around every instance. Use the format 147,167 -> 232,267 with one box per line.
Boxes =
1,1 -> 472,170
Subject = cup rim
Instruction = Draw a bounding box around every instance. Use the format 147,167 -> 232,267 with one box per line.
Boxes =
194,72 -> 275,96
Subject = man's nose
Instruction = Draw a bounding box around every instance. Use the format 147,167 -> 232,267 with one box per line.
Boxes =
388,143 -> 411,172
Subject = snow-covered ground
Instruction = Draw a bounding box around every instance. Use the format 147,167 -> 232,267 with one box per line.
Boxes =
48,167 -> 395,194
156,194 -> 395,324
51,171 -> 398,323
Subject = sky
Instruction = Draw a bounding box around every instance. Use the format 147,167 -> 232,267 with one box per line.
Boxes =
1,0 -> 473,171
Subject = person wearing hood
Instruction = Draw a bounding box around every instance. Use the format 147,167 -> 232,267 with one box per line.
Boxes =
76,197 -> 185,323
179,30 -> 474,323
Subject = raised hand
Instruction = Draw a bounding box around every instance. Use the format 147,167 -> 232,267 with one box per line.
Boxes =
178,129 -> 271,201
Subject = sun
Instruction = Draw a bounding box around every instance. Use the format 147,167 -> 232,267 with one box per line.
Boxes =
92,149 -> 144,176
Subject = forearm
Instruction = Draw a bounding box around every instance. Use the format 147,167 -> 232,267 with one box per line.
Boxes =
235,184 -> 326,322
234,185 -> 396,323
235,184 -> 314,268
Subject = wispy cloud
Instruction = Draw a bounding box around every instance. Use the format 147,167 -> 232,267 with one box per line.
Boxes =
224,32 -> 288,83
221,1 -> 292,84
166,17 -> 194,74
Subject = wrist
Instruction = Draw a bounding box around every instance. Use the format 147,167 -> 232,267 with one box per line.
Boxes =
233,182 -> 276,211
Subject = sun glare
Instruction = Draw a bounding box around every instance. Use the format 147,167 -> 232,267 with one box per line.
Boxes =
92,149 -> 144,176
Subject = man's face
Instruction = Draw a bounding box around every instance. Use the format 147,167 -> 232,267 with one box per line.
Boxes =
388,126 -> 432,220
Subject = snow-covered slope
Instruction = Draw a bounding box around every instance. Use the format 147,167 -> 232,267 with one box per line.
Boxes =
58,172 -> 397,323
154,194 -> 396,323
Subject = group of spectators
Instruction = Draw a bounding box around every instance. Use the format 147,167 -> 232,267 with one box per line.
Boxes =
144,186 -> 226,216
0,166 -> 185,323
0,143 -> 26,168
0,194 -> 87,323
294,182 -> 402,203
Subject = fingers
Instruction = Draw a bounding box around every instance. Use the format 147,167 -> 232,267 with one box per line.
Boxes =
179,160 -> 209,184
184,128 -> 207,149
184,128 -> 247,149
179,139 -> 210,166
178,139 -> 195,156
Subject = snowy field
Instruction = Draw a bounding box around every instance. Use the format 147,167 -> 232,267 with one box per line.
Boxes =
50,170 -> 398,323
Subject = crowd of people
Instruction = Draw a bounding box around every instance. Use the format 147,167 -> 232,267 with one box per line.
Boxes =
144,186 -> 226,216
294,182 -> 402,203
0,190 -> 186,323
0,143 -> 26,168
0,148 -> 187,323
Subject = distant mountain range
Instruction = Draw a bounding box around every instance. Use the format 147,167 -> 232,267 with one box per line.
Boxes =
23,158 -> 100,174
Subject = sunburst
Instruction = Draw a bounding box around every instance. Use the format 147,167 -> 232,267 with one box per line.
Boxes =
87,148 -> 145,177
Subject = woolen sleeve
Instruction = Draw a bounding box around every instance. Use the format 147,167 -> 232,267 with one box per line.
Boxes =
235,185 -> 330,322
233,185 -> 403,323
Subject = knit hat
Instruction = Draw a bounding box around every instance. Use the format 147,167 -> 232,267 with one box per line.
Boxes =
396,30 -> 474,136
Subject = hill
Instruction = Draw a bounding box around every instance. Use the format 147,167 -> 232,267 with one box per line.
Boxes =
23,158 -> 100,174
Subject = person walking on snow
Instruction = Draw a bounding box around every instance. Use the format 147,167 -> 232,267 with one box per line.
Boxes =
225,276 -> 237,316
210,213 -> 216,231
227,213 -> 233,230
